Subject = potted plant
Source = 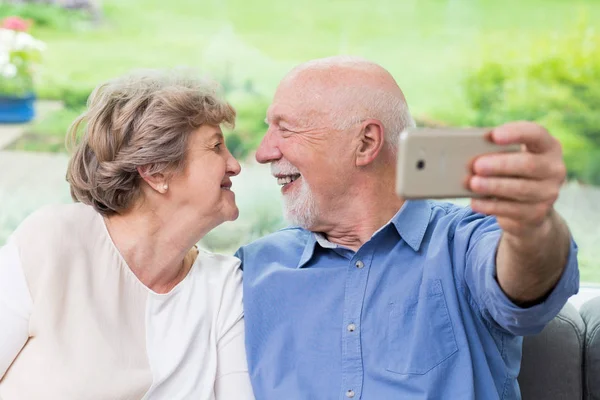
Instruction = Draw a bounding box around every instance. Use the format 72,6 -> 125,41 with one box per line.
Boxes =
0,16 -> 45,123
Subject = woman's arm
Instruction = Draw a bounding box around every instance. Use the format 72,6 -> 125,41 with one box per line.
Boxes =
213,259 -> 254,399
0,239 -> 32,379
214,316 -> 254,399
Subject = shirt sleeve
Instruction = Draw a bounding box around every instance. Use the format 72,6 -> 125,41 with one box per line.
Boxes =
213,259 -> 254,400
0,237 -> 32,379
456,209 -> 580,336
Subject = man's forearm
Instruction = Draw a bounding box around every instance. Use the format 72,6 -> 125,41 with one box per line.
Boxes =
495,209 -> 572,306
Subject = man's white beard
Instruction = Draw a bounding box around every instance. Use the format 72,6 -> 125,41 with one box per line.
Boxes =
282,176 -> 318,229
271,160 -> 319,229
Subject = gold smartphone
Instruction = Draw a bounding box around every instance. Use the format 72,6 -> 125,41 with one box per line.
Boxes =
395,127 -> 521,199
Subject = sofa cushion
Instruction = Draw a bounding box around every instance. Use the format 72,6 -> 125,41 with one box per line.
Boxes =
580,296 -> 600,400
518,302 -> 585,400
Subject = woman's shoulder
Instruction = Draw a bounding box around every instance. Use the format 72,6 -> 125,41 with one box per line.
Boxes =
9,203 -> 104,301
193,248 -> 241,277
189,248 -> 242,291
11,203 -> 101,262
196,248 -> 240,266
13,203 -> 97,239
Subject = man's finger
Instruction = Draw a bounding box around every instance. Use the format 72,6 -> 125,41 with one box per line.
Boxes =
469,176 -> 559,203
472,152 -> 564,180
470,198 -> 552,226
490,121 -> 558,154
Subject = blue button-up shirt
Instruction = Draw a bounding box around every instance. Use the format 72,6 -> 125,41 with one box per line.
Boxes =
236,200 -> 579,400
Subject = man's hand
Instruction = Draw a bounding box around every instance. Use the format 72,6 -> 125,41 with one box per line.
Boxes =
468,121 -> 572,305
468,121 -> 566,235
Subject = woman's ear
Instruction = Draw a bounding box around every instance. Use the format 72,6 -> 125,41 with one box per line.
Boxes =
356,119 -> 385,167
137,166 -> 169,194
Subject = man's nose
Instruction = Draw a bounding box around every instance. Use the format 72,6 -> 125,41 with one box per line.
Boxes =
255,129 -> 283,164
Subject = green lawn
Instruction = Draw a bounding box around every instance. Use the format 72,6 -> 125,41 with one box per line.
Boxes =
32,0 -> 600,119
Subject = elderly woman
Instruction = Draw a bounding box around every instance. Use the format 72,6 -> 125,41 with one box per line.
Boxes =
0,70 -> 254,399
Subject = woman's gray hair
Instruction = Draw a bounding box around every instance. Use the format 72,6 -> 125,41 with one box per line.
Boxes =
66,69 -> 235,216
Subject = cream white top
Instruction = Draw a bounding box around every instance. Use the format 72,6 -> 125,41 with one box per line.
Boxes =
0,203 -> 254,400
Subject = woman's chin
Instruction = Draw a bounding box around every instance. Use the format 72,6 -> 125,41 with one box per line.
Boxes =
229,208 -> 240,221
223,206 -> 240,222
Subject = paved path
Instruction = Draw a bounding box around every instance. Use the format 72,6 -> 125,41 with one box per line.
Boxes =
0,124 -> 28,150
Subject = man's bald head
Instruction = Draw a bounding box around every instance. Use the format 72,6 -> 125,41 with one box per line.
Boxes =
284,56 -> 401,94
275,56 -> 415,150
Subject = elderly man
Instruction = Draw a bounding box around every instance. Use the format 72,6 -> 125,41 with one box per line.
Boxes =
235,56 -> 579,399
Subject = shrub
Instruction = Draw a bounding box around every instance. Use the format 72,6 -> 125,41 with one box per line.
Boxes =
60,85 -> 92,109
464,24 -> 600,184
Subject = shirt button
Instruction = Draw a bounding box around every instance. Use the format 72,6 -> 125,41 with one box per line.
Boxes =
346,390 -> 355,398
355,260 -> 364,269
347,323 -> 356,332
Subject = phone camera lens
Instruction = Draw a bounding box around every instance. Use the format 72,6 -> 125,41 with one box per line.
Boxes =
416,160 -> 426,170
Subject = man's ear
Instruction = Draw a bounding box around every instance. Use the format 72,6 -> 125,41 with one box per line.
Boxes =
137,165 -> 169,194
356,119 -> 385,167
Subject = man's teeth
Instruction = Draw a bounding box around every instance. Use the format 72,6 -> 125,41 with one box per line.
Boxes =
277,175 -> 300,185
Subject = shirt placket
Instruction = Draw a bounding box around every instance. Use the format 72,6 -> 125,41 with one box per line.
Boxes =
339,247 -> 374,400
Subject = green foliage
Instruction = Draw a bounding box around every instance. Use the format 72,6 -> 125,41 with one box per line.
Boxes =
0,73 -> 33,96
464,63 -> 510,127
224,91 -> 269,159
60,85 -> 92,109
464,24 -> 600,184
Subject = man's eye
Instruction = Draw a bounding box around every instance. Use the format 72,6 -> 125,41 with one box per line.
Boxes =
214,142 -> 222,150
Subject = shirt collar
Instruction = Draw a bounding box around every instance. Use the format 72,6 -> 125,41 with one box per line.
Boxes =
296,200 -> 432,268
297,232 -> 318,269
390,200 -> 432,252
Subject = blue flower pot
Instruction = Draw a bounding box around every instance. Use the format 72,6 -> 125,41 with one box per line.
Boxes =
0,93 -> 36,123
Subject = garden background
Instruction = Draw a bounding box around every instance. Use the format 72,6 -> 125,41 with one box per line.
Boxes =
0,0 -> 599,281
